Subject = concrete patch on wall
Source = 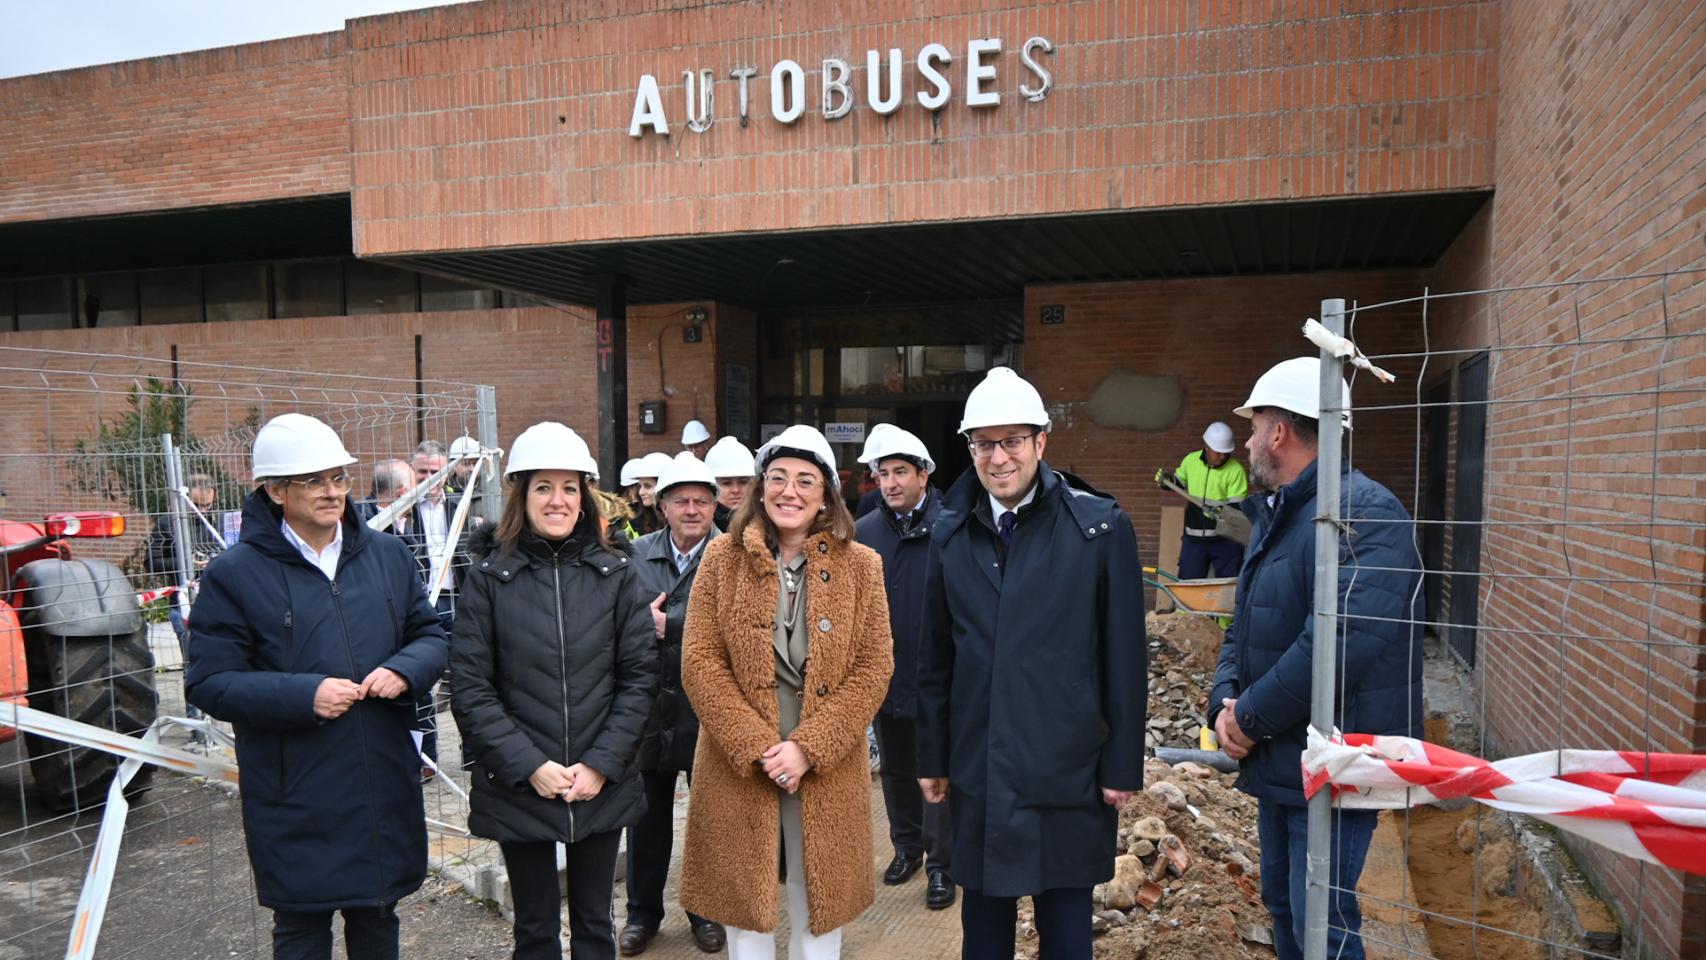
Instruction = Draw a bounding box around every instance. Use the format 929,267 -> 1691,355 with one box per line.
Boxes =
1084,369 -> 1183,431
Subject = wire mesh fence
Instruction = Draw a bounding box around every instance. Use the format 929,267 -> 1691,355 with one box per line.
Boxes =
0,345 -> 503,959
1303,269 -> 1706,960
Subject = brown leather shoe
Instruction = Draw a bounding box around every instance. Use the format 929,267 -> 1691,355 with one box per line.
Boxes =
618,925 -> 656,956
690,921 -> 727,953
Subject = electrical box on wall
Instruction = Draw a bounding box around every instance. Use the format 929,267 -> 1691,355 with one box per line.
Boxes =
638,401 -> 666,433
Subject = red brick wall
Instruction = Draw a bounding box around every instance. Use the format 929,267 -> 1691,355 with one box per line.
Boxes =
1425,4 -> 1706,956
345,0 -> 1497,255
0,34 -> 350,224
1024,271 -> 1430,568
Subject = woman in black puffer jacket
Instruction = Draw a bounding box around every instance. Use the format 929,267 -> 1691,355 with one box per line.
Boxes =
451,422 -> 658,960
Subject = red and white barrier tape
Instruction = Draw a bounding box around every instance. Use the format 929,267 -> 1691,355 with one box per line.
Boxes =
1302,727 -> 1706,874
135,586 -> 177,606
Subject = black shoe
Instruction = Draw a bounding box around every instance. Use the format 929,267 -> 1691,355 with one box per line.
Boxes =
883,852 -> 924,885
926,871 -> 956,910
690,921 -> 726,953
618,925 -> 656,956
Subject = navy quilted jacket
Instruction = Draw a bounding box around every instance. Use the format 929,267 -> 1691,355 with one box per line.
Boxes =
1208,458 -> 1424,806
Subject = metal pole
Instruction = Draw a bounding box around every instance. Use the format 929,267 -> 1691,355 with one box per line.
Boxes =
160,434 -> 196,637
475,385 -> 501,524
1303,298 -> 1346,960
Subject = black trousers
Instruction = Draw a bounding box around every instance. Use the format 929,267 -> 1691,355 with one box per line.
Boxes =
873,713 -> 953,874
960,887 -> 1091,960
271,902 -> 398,960
501,830 -> 622,960
1178,535 -> 1243,579
623,769 -> 710,930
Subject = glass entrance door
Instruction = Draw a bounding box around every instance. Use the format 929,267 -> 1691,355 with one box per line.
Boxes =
758,303 -> 1023,508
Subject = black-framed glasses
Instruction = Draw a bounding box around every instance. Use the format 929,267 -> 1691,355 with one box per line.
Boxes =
966,432 -> 1037,459
284,473 -> 352,495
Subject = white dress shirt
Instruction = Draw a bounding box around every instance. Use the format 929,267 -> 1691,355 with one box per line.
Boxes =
419,494 -> 451,590
280,518 -> 344,580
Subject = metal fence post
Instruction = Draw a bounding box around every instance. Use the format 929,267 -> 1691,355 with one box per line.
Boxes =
160,433 -> 195,630
1303,298 -> 1346,960
475,384 -> 501,524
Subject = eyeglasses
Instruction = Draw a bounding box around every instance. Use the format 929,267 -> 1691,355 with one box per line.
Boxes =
967,433 -> 1037,459
667,496 -> 714,510
284,473 -> 352,495
763,472 -> 821,493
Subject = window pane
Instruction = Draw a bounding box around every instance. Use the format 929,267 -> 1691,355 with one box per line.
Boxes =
140,269 -> 201,325
502,290 -> 552,308
346,261 -> 416,315
839,346 -> 904,396
17,278 -> 70,330
421,273 -> 497,312
206,264 -> 268,322
276,261 -> 342,319
77,274 -> 138,327
0,281 -> 12,330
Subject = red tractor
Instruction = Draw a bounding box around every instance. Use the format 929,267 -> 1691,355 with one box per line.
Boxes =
0,511 -> 158,812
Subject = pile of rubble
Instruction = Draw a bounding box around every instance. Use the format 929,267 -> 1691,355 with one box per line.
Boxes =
1016,613 -> 1277,960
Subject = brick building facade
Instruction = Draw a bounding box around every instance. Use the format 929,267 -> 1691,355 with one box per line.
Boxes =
1,1 -> 1701,954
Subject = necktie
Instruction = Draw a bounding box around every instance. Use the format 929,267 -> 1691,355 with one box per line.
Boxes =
998,510 -> 1016,546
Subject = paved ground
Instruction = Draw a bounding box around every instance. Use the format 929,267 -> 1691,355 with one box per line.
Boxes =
0,639 -> 961,959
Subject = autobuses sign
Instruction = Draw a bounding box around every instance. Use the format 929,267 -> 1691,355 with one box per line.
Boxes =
628,37 -> 1055,137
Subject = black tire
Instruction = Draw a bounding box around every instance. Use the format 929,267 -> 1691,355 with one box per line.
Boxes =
22,628 -> 158,813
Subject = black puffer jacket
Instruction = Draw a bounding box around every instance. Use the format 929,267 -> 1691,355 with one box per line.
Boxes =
450,525 -> 659,843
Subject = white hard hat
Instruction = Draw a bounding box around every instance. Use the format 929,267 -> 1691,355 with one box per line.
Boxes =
1202,422 -> 1236,454
1235,357 -> 1353,430
504,422 -> 601,480
449,435 -> 481,459
959,366 -> 1050,434
704,436 -> 756,479
251,413 -> 358,480
861,425 -> 935,473
681,419 -> 711,445
618,458 -> 645,487
655,452 -> 718,499
855,424 -> 897,465
755,424 -> 840,490
635,451 -> 675,480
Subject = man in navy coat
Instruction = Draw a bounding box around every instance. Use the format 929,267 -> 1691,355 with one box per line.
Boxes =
1210,358 -> 1423,960
189,414 -> 447,960
918,368 -> 1148,960
855,425 -> 955,910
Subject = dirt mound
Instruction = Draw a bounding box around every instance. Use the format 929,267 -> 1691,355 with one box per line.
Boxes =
1014,614 -> 1274,959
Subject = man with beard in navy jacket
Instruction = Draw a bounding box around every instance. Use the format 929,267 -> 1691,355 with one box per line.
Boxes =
1210,358 -> 1422,960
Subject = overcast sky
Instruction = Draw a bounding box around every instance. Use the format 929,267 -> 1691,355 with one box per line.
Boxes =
0,1 -> 465,79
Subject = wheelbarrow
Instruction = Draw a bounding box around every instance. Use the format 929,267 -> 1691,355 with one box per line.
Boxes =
1143,566 -> 1237,617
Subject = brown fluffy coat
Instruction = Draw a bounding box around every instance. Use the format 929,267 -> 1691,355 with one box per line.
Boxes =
679,523 -> 894,935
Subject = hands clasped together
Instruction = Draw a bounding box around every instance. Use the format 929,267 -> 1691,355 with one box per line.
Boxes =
760,740 -> 811,795
312,667 -> 409,719
528,761 -> 608,802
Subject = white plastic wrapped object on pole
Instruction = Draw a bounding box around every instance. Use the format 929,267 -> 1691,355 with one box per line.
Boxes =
1301,317 -> 1395,383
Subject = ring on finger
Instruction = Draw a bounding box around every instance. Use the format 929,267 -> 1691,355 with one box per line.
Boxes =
777,773 -> 790,784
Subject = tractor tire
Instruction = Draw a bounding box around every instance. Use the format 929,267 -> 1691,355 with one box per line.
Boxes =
22,628 -> 158,813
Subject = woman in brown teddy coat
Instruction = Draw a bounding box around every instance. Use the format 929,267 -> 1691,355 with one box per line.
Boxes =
679,424 -> 893,960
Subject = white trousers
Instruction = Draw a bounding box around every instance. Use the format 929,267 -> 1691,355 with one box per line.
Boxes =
726,793 -> 843,960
